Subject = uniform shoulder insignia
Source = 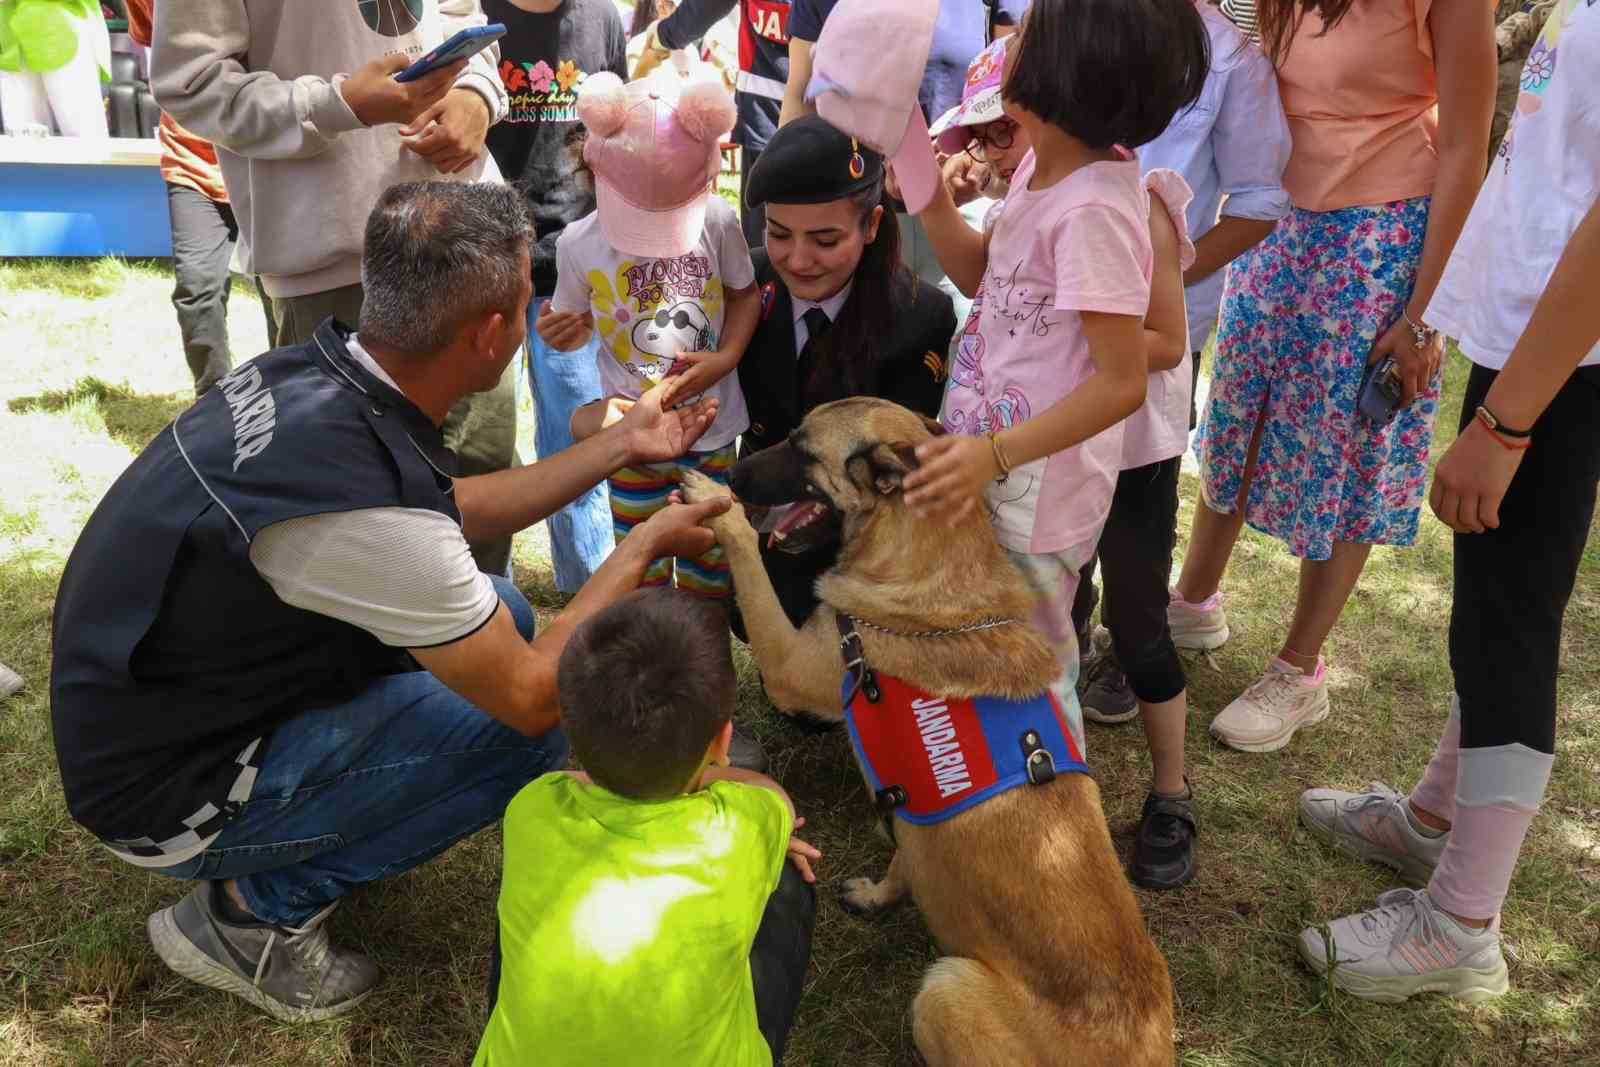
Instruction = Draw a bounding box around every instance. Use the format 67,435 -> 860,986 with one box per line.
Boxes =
923,350 -> 946,383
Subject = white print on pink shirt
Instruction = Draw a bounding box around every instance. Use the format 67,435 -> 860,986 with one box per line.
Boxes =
945,283 -> 1032,437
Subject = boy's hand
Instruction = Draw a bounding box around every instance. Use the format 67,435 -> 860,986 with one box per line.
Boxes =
662,347 -> 740,409
903,434 -> 1000,525
402,87 -> 492,174
787,817 -> 822,884
341,54 -> 467,129
537,302 -> 595,351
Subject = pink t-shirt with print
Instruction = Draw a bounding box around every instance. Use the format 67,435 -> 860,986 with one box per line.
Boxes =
942,151 -> 1155,555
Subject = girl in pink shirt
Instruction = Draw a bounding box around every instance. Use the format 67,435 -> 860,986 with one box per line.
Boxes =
901,0 -> 1209,752
1174,0 -> 1497,754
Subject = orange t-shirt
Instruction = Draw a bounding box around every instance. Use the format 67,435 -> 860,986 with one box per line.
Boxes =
125,0 -> 230,204
1277,0 -> 1444,212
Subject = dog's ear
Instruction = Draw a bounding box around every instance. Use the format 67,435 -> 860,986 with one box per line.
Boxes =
919,415 -> 946,438
847,442 -> 920,496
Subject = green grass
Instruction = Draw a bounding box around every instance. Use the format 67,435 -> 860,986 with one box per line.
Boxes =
1,258 -> 1597,1065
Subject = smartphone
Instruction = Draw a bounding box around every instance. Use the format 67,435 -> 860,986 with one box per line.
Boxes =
394,24 -> 506,83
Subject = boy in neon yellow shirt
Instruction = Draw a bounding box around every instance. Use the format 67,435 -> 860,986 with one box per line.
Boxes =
476,588 -> 819,1066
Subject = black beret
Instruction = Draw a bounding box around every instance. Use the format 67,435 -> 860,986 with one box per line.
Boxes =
744,114 -> 885,209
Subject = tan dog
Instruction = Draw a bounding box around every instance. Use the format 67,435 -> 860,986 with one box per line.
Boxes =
678,398 -> 1175,1066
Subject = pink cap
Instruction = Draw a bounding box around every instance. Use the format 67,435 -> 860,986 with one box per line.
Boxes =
577,71 -> 735,259
928,36 -> 1010,156
805,0 -> 941,213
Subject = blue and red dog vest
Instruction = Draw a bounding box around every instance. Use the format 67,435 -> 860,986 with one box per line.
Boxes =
842,672 -> 1090,826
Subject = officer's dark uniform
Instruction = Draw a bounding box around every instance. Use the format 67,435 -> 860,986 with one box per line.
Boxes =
50,321 -> 459,854
737,117 -> 959,629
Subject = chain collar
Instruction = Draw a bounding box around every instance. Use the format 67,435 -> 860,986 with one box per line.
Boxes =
850,616 -> 1022,640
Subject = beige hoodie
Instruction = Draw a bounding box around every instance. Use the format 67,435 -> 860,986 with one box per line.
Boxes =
152,0 -> 508,298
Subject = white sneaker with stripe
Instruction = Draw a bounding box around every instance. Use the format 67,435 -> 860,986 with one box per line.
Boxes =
1299,888 -> 1508,1003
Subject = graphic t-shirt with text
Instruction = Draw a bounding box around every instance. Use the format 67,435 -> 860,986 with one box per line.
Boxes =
483,0 -> 627,295
941,152 -> 1155,556
552,196 -> 755,452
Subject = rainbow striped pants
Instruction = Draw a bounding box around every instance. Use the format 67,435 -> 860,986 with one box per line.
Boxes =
608,442 -> 736,598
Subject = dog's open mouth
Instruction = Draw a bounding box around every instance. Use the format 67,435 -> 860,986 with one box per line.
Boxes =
765,500 -> 841,554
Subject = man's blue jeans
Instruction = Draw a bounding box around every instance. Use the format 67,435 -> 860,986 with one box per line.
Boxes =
152,578 -> 568,927
527,297 -> 613,593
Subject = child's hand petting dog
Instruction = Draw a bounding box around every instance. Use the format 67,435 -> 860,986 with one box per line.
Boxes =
903,434 -> 1001,524
674,469 -> 752,541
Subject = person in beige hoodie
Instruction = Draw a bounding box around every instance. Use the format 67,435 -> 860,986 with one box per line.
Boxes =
151,0 -> 522,573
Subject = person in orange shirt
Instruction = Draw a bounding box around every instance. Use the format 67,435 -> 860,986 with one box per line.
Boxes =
126,0 -> 274,395
1170,0 -> 1497,752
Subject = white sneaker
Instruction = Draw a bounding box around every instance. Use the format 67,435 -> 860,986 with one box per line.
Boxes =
1299,888 -> 1509,1003
1209,659 -> 1329,752
0,662 -> 21,699
1167,590 -> 1230,650
1299,781 -> 1445,885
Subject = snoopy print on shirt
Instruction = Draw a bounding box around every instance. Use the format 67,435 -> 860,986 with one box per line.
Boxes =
550,197 -> 755,453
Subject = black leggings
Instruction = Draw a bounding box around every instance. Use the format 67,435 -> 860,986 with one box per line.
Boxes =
487,864 -> 816,1062
1450,361 -> 1600,755
1070,454 -> 1187,704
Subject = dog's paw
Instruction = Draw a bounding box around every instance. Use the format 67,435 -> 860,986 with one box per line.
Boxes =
677,468 -> 750,537
839,876 -> 892,916
677,467 -> 730,506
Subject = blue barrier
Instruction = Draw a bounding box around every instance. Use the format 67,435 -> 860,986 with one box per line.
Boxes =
0,137 -> 172,257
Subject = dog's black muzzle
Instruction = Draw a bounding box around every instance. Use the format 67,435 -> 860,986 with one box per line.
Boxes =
730,439 -> 811,506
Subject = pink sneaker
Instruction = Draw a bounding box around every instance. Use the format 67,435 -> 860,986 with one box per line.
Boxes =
1167,590 -> 1229,651
1210,658 -> 1329,753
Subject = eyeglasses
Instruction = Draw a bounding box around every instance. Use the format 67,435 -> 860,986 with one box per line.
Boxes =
964,118 -> 1017,163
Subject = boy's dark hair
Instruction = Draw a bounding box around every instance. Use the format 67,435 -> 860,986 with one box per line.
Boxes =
1002,0 -> 1211,150
557,588 -> 737,801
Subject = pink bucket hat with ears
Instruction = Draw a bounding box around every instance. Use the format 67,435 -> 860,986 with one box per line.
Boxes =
577,71 -> 736,259
929,35 -> 1011,156
804,0 -> 942,213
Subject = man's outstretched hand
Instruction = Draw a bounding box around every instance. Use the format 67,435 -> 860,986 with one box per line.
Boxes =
615,383 -> 719,465
636,496 -> 730,560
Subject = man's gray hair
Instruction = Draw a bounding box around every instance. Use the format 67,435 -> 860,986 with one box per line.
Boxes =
359,181 -> 534,357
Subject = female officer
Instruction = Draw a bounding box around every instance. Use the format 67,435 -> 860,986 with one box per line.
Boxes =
737,114 -> 958,629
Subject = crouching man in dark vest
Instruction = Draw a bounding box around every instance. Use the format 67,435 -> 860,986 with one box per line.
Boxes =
49,181 -> 729,1023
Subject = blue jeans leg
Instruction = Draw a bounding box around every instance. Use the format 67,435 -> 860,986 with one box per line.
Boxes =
527,297 -> 613,593
155,578 -> 567,926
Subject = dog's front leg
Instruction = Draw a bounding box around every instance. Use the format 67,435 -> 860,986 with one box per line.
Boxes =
679,471 -> 843,717
840,848 -> 911,915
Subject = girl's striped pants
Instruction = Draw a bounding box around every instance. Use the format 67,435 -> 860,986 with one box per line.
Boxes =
607,443 -> 736,597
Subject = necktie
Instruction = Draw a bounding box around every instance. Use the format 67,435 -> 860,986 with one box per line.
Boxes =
797,306 -> 833,389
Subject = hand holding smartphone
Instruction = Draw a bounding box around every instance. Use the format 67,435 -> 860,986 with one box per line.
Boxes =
394,24 -> 506,83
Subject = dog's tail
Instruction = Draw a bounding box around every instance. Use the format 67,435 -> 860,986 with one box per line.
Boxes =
913,955 -> 1174,1067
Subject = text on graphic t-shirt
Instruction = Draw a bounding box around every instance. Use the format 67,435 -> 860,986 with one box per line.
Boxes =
483,0 -> 628,295
941,152 -> 1154,555
551,196 -> 755,451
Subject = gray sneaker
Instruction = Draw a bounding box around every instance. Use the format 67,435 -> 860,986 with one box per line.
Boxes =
0,661 -> 21,699
1298,781 -> 1446,885
148,883 -> 380,1022
1078,628 -> 1139,725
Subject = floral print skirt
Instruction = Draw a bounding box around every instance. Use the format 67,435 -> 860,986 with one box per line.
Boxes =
1194,197 -> 1440,562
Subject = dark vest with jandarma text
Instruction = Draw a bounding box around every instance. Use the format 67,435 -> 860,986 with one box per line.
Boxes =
50,320 -> 460,853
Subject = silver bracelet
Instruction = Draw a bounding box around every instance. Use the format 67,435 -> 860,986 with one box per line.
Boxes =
1401,307 -> 1436,350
